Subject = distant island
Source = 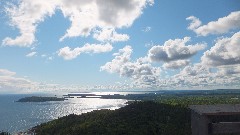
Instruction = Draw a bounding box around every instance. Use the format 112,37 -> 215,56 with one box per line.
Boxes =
16,96 -> 65,102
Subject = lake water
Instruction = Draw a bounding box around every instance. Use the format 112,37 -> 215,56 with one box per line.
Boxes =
0,93 -> 129,133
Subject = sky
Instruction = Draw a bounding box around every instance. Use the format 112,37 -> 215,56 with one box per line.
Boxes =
0,0 -> 240,94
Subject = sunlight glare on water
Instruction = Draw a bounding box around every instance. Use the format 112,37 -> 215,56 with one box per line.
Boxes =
0,94 -> 128,133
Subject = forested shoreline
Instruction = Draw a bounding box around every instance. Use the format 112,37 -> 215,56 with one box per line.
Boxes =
31,93 -> 240,135
2,91 -> 240,135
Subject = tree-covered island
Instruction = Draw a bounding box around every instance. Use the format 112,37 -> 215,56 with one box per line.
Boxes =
16,96 -> 65,102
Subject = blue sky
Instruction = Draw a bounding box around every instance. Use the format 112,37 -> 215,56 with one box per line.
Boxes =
0,0 -> 240,93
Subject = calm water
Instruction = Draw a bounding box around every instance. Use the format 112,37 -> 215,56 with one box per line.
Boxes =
0,93 -> 128,133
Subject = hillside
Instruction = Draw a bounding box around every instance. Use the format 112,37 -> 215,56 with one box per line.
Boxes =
33,101 -> 191,135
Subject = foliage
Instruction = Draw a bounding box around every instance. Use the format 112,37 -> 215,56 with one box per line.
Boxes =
0,131 -> 10,135
155,95 -> 240,107
33,93 -> 240,135
16,96 -> 65,102
34,101 -> 191,135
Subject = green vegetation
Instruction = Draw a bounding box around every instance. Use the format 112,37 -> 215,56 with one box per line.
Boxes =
0,131 -> 10,135
155,95 -> 240,107
16,96 -> 65,102
32,94 -> 240,135
33,101 -> 191,135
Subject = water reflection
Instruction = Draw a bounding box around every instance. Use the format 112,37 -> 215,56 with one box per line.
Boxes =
0,95 -> 128,133
36,98 -> 127,119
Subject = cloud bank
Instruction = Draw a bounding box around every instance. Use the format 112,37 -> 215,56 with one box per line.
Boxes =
101,46 -> 161,88
187,11 -> 240,36
0,69 -> 36,93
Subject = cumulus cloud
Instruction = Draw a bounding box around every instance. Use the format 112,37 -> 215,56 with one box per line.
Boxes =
26,51 -> 37,57
186,16 -> 202,30
161,63 -> 240,89
58,43 -> 113,60
179,63 -> 210,77
163,60 -> 189,69
201,32 -> 240,67
218,66 -> 240,76
148,37 -> 206,69
2,0 -> 153,46
101,46 -> 160,88
148,37 -> 206,62
93,28 -> 129,42
100,46 -> 132,73
187,11 -> 240,36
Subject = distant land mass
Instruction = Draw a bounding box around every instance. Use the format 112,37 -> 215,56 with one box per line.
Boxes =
1,89 -> 240,135
16,96 -> 65,102
63,89 -> 240,100
27,90 -> 240,135
31,101 -> 192,135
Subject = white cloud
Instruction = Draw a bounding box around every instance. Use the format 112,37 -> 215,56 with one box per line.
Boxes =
60,0 -> 153,40
2,0 -> 153,46
201,32 -> 240,67
2,0 -> 57,47
101,46 -> 132,73
186,16 -> 202,30
58,43 -> 113,60
148,37 -> 206,62
0,69 -> 16,76
101,46 -> 161,88
0,68 -> 82,93
187,11 -> 240,36
148,37 -> 206,69
0,69 -> 36,93
163,60 -> 189,69
179,63 -> 210,77
26,51 -> 37,57
218,66 -> 240,76
0,68 -> 97,93
162,63 -> 240,89
93,28 -> 129,42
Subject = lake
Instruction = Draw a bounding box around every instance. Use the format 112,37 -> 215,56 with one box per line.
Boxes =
0,93 -> 129,133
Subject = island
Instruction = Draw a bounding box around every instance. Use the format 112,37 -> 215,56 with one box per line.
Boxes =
16,96 -> 65,102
